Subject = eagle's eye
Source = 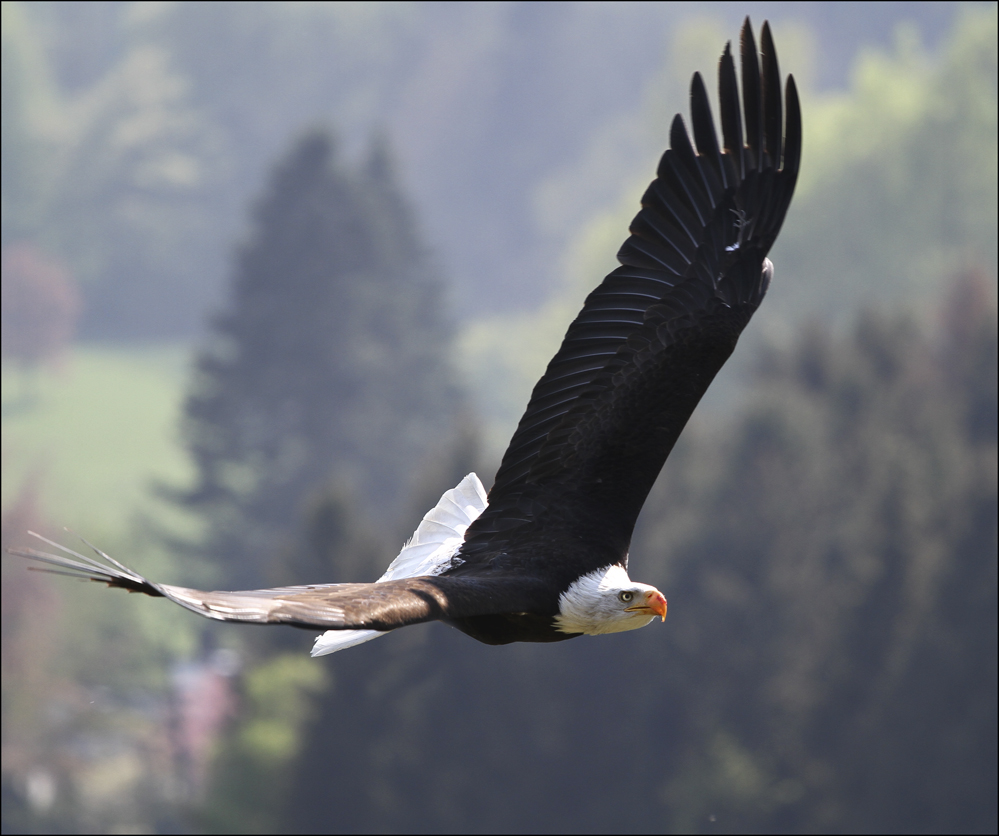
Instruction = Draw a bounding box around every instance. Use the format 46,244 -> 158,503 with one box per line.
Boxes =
619,591 -> 634,603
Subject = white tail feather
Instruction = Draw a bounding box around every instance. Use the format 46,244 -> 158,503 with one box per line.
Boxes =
310,628 -> 384,656
311,473 -> 488,657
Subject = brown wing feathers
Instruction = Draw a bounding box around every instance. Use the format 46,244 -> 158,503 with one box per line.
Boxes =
163,579 -> 454,630
8,532 -> 547,631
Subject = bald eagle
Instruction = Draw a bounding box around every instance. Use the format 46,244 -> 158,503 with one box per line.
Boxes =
10,18 -> 800,657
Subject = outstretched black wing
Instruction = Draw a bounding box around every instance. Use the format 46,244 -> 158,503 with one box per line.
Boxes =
6,19 -> 800,636
457,19 -> 801,586
10,532 -> 552,631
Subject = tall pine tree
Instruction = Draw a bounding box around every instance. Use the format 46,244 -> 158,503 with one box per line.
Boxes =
180,128 -> 461,590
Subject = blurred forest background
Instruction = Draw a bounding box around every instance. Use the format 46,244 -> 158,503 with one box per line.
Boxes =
1,2 -> 995,833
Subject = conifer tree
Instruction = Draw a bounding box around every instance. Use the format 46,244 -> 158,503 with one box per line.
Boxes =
180,129 -> 461,590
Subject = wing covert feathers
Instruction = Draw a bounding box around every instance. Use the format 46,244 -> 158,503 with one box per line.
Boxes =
463,18 -> 800,566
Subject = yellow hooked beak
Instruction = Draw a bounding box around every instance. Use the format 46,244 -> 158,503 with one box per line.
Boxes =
625,589 -> 667,621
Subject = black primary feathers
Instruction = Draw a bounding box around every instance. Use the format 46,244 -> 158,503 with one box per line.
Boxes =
456,19 -> 800,587
9,19 -> 801,647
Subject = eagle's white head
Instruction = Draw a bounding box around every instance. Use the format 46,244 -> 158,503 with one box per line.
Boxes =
553,564 -> 667,636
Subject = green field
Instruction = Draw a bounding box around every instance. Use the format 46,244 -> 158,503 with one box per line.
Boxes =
2,343 -> 198,541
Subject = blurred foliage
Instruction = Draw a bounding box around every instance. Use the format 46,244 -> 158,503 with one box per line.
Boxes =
176,128 -> 462,591
0,2 -> 63,243
42,39 -> 226,339
644,272 -> 997,833
1,344 -> 197,534
2,2 -> 226,338
773,4 -> 998,326
2,483 -> 199,834
196,653 -> 327,835
1,243 -> 79,385
1,3 -> 973,339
